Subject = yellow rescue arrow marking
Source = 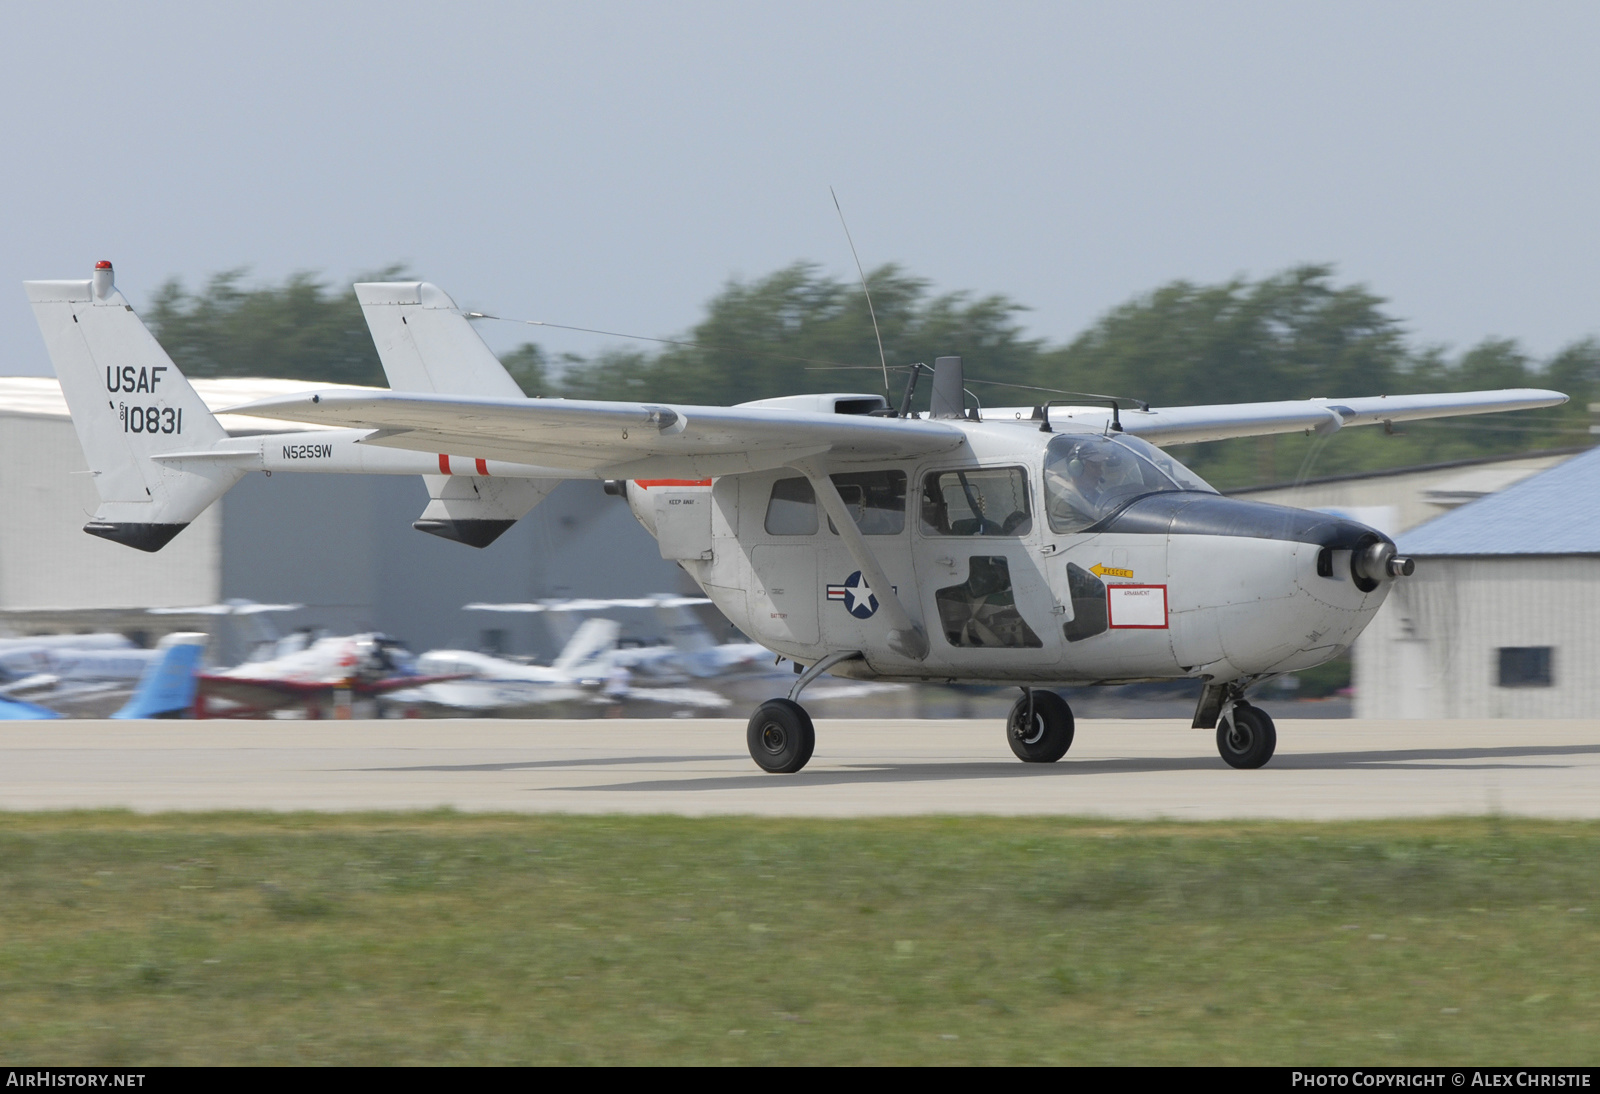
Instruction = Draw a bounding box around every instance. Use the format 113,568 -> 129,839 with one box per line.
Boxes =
1090,563 -> 1134,579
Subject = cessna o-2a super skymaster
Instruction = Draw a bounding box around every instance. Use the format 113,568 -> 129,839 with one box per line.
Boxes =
27,262 -> 1567,771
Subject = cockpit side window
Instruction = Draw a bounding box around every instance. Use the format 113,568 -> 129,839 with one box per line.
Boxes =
827,470 -> 907,536
1043,434 -> 1208,534
920,467 -> 1032,537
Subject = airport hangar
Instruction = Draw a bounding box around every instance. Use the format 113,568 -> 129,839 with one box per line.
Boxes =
3,373 -> 1593,704
0,377 -> 693,662
1350,444 -> 1600,719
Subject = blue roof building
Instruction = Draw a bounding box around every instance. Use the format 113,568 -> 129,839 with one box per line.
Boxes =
1400,444 -> 1600,557
1356,445 -> 1600,719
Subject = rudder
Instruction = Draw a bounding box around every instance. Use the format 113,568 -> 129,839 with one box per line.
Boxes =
357,280 -> 556,548
25,262 -> 242,552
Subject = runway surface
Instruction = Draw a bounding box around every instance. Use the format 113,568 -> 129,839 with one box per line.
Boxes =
1,718 -> 1596,818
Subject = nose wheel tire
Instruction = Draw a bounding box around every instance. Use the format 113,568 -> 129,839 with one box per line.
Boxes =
1216,702 -> 1277,769
1007,691 -> 1075,763
747,698 -> 816,773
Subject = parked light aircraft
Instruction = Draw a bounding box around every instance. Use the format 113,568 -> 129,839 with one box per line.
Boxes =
464,596 -> 772,683
0,632 -> 207,719
28,263 -> 1567,769
388,616 -> 717,714
193,632 -> 463,719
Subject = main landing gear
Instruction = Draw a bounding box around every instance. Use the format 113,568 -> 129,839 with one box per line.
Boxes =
1007,688 -> 1075,763
747,698 -> 815,773
746,651 -> 862,773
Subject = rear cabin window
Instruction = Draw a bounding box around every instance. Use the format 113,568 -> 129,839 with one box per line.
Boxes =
766,471 -> 908,536
920,468 -> 1032,537
764,477 -> 818,535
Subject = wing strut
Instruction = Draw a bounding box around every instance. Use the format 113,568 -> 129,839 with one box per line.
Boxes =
790,457 -> 929,662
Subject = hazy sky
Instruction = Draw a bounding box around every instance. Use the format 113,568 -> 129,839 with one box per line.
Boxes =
4,2 -> 1598,378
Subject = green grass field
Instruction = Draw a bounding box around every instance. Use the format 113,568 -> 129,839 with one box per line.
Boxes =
0,812 -> 1595,1065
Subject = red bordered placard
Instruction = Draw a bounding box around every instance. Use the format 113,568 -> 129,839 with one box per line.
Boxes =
1106,584 -> 1168,629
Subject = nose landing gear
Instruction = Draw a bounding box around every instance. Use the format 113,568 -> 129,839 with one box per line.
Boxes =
1216,701 -> 1277,769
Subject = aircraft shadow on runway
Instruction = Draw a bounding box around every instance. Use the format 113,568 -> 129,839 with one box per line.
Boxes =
352,754 -> 742,773
525,742 -> 1600,794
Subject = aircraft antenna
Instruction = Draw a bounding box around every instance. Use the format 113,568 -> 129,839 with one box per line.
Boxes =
830,187 -> 890,393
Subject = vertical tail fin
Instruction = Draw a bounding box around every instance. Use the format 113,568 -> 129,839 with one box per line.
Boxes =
24,262 -> 244,551
356,280 -> 555,547
655,600 -> 718,659
551,617 -> 620,678
110,631 -> 206,719
354,281 -> 525,398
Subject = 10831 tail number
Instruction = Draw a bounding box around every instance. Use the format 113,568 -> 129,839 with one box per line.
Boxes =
120,404 -> 181,434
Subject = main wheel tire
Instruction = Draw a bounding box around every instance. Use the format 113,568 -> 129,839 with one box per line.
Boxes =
1216,702 -> 1277,769
1007,690 -> 1075,763
746,698 -> 816,773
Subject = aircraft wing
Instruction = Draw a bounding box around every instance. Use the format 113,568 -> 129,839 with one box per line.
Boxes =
197,673 -> 468,710
225,393 -> 969,478
1117,389 -> 1568,446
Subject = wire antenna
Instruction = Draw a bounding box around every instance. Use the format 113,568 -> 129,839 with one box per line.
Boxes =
830,186 -> 890,392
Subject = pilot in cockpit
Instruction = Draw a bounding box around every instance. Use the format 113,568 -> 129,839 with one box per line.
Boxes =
1043,438 -> 1143,531
1049,445 -> 1115,518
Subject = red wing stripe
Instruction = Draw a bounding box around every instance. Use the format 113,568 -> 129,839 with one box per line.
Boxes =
438,454 -> 451,475
476,458 -> 489,476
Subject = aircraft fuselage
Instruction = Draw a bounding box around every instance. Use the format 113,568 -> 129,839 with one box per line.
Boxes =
628,415 -> 1397,687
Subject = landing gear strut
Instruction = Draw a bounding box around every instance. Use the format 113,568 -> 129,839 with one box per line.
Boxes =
745,651 -> 862,773
1007,688 -> 1075,763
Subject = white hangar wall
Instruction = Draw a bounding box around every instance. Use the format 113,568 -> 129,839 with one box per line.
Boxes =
0,413 -> 221,610
1355,556 -> 1600,719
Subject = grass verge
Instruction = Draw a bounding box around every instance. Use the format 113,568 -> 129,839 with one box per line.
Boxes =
0,812 -> 1595,1064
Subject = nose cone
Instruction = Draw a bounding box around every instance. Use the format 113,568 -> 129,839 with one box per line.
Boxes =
1100,492 -> 1391,551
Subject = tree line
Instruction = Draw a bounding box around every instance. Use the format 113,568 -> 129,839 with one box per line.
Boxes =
147,262 -> 1597,489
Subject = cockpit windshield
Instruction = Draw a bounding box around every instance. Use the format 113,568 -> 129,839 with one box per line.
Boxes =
1042,433 -> 1215,534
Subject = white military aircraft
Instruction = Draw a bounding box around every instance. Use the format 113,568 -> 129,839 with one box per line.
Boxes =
27,263 -> 1567,769
0,631 -> 207,719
